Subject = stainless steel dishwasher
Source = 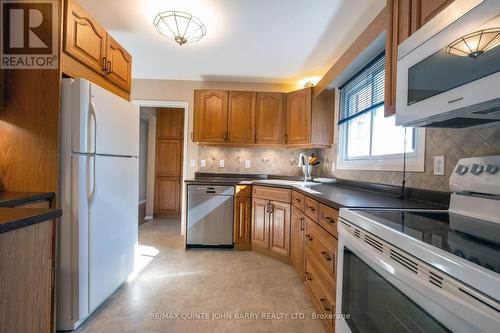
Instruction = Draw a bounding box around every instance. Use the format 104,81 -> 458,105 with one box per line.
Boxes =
187,185 -> 234,248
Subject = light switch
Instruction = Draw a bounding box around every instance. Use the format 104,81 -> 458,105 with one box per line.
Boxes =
434,156 -> 445,176
190,159 -> 196,168
245,160 -> 251,168
219,160 -> 225,168
200,160 -> 206,168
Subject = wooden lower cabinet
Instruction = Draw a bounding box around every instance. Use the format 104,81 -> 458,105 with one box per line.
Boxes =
0,220 -> 54,333
154,177 -> 181,217
290,206 -> 305,279
234,196 -> 251,244
251,198 -> 269,248
269,201 -> 291,256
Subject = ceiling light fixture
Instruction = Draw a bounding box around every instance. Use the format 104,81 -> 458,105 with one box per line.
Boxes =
445,27 -> 500,59
154,11 -> 206,46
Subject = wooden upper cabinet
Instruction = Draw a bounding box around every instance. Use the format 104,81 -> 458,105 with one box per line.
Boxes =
64,0 -> 107,75
228,91 -> 255,144
286,87 -> 312,145
105,34 -> 132,92
255,92 -> 284,145
415,0 -> 455,28
155,140 -> 182,176
193,90 -> 228,143
157,108 -> 184,139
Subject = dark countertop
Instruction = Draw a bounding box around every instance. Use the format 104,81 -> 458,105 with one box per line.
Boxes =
185,174 -> 449,210
0,191 -> 55,207
0,207 -> 62,233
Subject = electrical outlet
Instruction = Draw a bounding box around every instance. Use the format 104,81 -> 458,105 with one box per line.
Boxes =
245,160 -> 251,168
331,162 -> 336,173
219,160 -> 225,168
190,159 -> 196,168
434,156 -> 445,176
200,160 -> 206,168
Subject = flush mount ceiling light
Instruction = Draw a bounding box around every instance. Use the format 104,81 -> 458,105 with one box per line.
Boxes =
445,27 -> 500,59
154,11 -> 206,46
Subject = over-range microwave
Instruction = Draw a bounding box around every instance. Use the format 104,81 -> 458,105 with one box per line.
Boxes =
396,0 -> 500,128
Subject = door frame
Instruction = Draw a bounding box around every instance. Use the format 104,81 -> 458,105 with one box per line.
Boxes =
133,100 -> 189,235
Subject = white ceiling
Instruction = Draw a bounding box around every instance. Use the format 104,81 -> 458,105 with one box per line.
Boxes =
79,0 -> 386,83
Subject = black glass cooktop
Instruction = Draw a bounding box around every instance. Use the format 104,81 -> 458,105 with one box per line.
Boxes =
356,210 -> 500,274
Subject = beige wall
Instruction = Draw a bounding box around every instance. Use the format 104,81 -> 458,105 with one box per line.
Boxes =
131,79 -> 297,179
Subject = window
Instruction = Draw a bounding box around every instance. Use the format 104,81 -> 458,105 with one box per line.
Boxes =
337,53 -> 425,172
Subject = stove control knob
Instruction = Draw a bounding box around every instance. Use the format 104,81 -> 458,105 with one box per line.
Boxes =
455,164 -> 468,175
485,164 -> 499,175
470,164 -> 484,175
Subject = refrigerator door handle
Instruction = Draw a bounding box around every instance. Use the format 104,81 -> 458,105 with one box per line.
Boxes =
87,155 -> 96,202
89,100 -> 97,154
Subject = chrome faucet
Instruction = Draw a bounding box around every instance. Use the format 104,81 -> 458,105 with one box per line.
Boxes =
297,152 -> 309,182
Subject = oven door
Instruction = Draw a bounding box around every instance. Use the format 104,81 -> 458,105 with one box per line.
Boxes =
335,221 -> 497,333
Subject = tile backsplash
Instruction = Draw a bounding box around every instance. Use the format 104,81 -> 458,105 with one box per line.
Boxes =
197,146 -> 316,176
316,125 -> 500,192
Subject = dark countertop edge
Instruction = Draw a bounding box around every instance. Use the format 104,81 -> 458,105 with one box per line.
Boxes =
0,208 -> 62,233
0,192 -> 55,207
185,176 -> 450,210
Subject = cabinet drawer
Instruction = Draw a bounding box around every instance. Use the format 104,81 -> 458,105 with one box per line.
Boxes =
304,253 -> 335,331
305,217 -> 337,283
319,204 -> 339,238
253,186 -> 291,203
235,185 -> 252,198
304,196 -> 319,221
13,201 -> 50,209
291,190 -> 305,211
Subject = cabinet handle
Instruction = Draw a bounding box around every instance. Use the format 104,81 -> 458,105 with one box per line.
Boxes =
101,57 -> 107,72
308,205 -> 315,212
321,251 -> 332,261
320,298 -> 331,312
269,203 -> 274,213
300,217 -> 304,231
324,216 -> 335,224
305,271 -> 312,281
305,234 -> 313,241
107,60 -> 112,74
284,134 -> 288,144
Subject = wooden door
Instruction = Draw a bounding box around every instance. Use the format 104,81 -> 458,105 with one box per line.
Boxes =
64,0 -> 107,75
155,140 -> 182,176
105,34 -> 132,92
269,201 -> 291,256
227,91 -> 255,144
255,92 -> 284,145
413,0 -> 454,29
286,88 -> 312,145
193,90 -> 228,143
234,197 -> 251,244
252,198 -> 269,248
290,207 -> 305,279
154,177 -> 181,216
157,108 -> 184,139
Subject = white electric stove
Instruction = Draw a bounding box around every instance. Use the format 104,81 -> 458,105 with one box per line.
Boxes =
336,155 -> 500,333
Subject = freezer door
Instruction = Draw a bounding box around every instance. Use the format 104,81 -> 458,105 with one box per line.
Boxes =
88,155 -> 138,312
90,82 -> 139,156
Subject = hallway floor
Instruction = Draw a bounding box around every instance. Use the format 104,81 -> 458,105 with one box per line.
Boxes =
74,218 -> 325,333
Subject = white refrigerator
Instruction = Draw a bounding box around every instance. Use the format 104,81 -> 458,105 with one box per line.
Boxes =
57,78 -> 139,330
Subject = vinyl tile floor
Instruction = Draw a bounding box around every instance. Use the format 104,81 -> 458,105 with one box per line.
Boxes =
73,218 -> 325,333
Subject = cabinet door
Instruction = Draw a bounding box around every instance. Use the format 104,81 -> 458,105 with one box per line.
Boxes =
234,197 -> 251,244
155,140 -> 182,176
157,108 -> 184,139
252,198 -> 269,248
414,0 -> 454,28
105,34 -> 132,92
290,206 -> 305,279
255,92 -> 284,145
193,90 -> 228,143
285,88 -> 312,145
228,91 -> 255,144
269,201 -> 291,257
64,0 -> 107,75
385,0 -> 412,117
154,177 -> 181,216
